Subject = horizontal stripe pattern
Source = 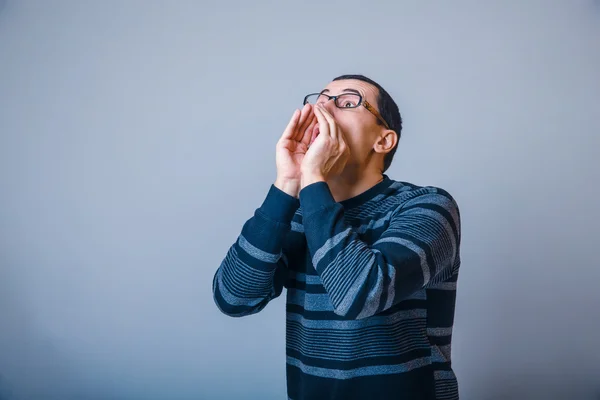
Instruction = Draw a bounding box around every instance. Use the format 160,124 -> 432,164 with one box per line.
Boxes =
427,327 -> 453,337
238,234 -> 282,263
286,307 -> 427,330
287,355 -> 431,379
213,175 -> 460,399
434,370 -> 459,400
213,208 -> 289,316
287,318 -> 429,361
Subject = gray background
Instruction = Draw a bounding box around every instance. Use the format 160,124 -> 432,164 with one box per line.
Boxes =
1,1 -> 599,399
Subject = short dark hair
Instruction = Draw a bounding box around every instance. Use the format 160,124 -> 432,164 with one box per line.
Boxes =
332,74 -> 402,173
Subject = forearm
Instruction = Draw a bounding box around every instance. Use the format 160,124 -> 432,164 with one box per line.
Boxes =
213,183 -> 299,316
299,182 -> 459,319
302,204 -> 424,319
299,187 -> 398,319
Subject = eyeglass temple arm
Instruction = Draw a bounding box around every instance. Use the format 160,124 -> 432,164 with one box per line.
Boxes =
364,101 -> 390,129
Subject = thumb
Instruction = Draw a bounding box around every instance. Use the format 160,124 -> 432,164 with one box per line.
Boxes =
281,109 -> 300,140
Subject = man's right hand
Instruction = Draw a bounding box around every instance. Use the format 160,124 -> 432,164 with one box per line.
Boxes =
275,104 -> 318,198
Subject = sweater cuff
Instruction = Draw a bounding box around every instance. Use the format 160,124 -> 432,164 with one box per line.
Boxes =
259,184 -> 300,224
299,181 -> 337,215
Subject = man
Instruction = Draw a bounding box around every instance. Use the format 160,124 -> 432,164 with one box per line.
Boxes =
212,74 -> 461,400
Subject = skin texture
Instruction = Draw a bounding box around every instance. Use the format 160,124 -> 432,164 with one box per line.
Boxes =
275,79 -> 398,202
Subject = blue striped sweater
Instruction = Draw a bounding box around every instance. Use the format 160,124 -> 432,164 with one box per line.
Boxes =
213,174 -> 461,400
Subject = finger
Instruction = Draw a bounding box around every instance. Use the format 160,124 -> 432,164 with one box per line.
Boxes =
316,105 -> 337,141
313,105 -> 330,139
318,105 -> 347,151
301,115 -> 317,146
296,104 -> 314,140
294,104 -> 312,140
321,107 -> 343,143
282,109 -> 300,140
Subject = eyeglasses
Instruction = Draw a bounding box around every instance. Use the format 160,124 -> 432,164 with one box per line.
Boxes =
303,92 -> 390,130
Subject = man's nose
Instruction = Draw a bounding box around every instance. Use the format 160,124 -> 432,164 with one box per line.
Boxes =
321,97 -> 337,113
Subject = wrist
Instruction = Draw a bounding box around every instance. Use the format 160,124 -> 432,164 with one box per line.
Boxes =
274,177 -> 300,198
300,172 -> 326,189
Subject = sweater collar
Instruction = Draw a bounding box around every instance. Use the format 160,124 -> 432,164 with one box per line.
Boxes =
339,174 -> 394,210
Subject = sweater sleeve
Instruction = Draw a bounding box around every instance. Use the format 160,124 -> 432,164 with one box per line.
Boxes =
212,184 -> 300,317
299,181 -> 461,320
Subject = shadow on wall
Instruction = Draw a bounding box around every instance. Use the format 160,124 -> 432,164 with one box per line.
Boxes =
0,270 -> 84,400
0,374 -> 13,400
478,373 -> 600,400
0,267 -> 22,400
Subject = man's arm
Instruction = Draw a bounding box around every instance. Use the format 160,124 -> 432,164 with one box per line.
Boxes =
212,184 -> 299,317
299,182 -> 461,320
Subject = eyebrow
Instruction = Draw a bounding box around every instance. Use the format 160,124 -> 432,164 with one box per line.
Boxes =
320,88 -> 362,96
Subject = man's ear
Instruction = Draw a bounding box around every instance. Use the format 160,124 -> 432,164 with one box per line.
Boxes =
373,130 -> 398,155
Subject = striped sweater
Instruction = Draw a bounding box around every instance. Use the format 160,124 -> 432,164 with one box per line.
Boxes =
213,174 -> 461,400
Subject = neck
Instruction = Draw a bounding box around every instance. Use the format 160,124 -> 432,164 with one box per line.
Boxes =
326,167 -> 384,203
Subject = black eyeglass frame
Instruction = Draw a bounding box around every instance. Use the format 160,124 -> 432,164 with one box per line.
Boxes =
303,92 -> 390,130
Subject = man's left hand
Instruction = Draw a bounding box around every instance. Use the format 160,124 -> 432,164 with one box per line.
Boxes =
300,104 -> 350,188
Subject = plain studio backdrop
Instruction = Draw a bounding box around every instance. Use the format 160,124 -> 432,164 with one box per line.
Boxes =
0,1 -> 599,399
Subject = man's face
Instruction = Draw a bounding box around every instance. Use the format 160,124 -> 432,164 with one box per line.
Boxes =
314,79 -> 387,168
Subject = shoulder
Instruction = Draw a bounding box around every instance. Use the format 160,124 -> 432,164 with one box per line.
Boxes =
388,179 -> 458,206
387,180 -> 460,223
